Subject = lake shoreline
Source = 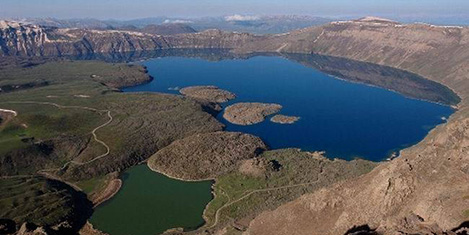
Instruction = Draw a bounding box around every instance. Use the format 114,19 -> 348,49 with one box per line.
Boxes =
92,178 -> 123,208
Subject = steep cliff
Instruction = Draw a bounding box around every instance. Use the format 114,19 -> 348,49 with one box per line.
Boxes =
0,20 -> 263,56
0,21 -> 53,56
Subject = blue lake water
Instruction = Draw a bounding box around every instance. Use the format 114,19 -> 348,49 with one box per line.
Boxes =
123,55 -> 453,161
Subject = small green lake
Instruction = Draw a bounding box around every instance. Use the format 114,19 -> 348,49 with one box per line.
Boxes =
90,164 -> 213,235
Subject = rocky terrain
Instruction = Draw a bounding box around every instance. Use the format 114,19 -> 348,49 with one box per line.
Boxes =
270,115 -> 300,124
223,102 -> 283,125
0,20 -> 263,56
147,131 -> 267,180
179,86 -> 236,103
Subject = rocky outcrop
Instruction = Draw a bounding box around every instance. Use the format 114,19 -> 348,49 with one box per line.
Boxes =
223,102 -> 283,125
147,131 -> 267,180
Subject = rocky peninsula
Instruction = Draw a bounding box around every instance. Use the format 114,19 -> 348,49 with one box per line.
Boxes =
223,102 -> 283,125
179,85 -> 236,103
147,131 -> 267,180
270,114 -> 300,124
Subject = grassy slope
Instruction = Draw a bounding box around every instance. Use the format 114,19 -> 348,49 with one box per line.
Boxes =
201,149 -> 377,232
0,176 -> 92,231
0,59 -> 225,231
0,60 -> 223,180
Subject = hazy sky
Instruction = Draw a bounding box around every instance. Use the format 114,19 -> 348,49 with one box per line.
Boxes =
1,0 -> 468,20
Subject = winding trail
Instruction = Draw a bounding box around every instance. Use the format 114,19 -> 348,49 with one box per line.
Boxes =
208,178 -> 323,229
2,101 -> 113,170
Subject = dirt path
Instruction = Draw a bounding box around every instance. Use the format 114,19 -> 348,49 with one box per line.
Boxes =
208,178 -> 323,229
2,101 -> 113,170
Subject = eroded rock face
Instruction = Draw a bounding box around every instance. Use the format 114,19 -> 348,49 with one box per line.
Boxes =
0,21 -> 264,56
270,114 -> 300,124
223,102 -> 282,125
179,86 -> 236,103
147,131 -> 268,180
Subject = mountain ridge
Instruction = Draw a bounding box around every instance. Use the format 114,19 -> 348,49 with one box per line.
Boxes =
0,21 -> 263,56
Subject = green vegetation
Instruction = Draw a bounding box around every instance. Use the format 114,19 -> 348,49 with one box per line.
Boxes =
203,149 -> 377,231
0,59 -> 223,180
75,174 -> 109,195
0,58 -> 225,232
0,176 -> 92,231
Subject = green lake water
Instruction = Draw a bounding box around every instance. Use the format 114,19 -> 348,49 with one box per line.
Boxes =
90,165 -> 213,235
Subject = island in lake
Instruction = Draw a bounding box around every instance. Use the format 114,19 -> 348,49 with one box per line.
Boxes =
179,85 -> 236,103
223,102 -> 283,125
270,114 -> 300,124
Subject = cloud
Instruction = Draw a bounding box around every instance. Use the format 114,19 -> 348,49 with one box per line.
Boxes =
225,14 -> 260,22
163,19 -> 193,24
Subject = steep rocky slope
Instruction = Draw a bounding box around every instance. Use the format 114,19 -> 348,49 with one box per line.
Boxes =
0,21 -> 53,56
242,17 -> 469,234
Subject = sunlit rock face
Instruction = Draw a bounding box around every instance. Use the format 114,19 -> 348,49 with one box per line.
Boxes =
0,21 -> 263,56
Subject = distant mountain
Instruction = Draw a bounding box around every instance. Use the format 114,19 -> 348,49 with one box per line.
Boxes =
12,17 -> 116,29
187,15 -> 333,34
6,15 -> 333,35
140,23 -> 197,35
